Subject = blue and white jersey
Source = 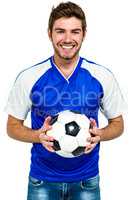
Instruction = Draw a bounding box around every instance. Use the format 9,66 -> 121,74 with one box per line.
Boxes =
5,56 -> 125,182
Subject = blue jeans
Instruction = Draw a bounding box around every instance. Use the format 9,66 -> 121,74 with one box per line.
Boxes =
27,175 -> 100,200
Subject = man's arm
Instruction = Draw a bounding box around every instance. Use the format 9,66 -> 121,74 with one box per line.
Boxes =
90,115 -> 124,141
7,115 -> 55,152
7,115 -> 41,143
85,115 -> 124,153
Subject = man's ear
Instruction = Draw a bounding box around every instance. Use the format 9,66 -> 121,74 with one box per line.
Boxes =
83,30 -> 87,41
48,29 -> 52,41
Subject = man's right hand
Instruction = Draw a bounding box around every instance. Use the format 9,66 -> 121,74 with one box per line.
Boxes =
39,116 -> 55,152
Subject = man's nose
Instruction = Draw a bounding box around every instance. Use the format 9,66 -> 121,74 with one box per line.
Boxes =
64,32 -> 72,43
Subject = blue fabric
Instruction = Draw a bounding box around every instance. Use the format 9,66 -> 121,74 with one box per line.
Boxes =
27,174 -> 100,200
29,56 -> 103,182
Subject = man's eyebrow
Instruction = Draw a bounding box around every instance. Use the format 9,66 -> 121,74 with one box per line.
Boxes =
71,28 -> 82,32
54,28 -> 82,31
54,28 -> 65,31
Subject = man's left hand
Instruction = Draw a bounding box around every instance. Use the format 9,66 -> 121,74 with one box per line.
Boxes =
85,118 -> 101,154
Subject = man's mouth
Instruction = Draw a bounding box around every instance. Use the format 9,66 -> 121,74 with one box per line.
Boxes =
61,45 -> 75,50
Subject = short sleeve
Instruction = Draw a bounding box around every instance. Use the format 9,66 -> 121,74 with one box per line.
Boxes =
5,74 -> 31,120
100,72 -> 126,119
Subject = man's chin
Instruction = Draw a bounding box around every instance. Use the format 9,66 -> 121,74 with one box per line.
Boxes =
60,53 -> 78,61
63,56 -> 72,60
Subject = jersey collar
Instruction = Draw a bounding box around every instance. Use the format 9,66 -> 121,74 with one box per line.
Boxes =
50,56 -> 83,83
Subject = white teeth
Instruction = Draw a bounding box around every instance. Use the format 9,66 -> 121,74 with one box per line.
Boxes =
62,45 -> 73,49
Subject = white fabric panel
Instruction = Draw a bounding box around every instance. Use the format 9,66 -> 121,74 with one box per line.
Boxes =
81,59 -> 126,119
5,59 -> 52,120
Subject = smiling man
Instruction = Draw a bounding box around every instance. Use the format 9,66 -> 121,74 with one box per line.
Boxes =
50,17 -> 84,60
48,10 -> 86,80
5,2 -> 125,200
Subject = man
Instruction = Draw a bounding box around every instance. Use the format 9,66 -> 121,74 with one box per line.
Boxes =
5,2 -> 125,200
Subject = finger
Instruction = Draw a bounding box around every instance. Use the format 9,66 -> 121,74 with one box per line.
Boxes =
84,148 -> 92,154
86,136 -> 91,143
42,141 -> 54,147
43,144 -> 55,152
84,142 -> 92,151
45,116 -> 52,126
89,128 -> 102,140
85,143 -> 97,153
41,139 -> 55,152
86,135 -> 100,144
40,125 -> 52,132
89,118 -> 97,128
41,126 -> 52,134
42,116 -> 52,130
89,127 -> 97,137
90,136 -> 100,144
39,133 -> 54,141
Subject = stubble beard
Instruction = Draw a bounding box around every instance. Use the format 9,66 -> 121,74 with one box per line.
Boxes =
52,43 -> 82,61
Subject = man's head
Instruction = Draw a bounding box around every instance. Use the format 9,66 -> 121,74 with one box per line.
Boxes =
48,2 -> 87,61
48,1 -> 87,36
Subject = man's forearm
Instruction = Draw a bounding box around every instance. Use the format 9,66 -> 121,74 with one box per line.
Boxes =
7,115 -> 41,143
100,116 -> 124,141
8,124 -> 40,143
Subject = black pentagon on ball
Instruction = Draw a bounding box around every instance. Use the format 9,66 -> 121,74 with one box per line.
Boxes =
72,147 -> 86,156
52,140 -> 61,151
49,114 -> 59,125
65,121 -> 80,136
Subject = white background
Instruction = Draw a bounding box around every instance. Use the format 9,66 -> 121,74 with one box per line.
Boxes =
0,0 -> 131,199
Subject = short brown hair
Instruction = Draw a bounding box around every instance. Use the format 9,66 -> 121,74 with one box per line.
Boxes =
48,1 -> 87,35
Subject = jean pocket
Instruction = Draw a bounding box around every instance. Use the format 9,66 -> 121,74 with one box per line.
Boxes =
81,175 -> 100,190
29,176 -> 44,187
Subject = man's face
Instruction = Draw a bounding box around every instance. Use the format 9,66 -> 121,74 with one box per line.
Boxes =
48,17 -> 85,60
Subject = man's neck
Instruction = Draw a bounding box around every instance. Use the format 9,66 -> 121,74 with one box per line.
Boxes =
53,55 -> 79,78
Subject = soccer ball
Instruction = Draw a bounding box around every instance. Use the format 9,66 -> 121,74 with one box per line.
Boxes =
47,110 -> 91,158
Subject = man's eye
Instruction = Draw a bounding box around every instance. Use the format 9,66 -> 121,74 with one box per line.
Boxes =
72,31 -> 80,34
56,31 -> 64,33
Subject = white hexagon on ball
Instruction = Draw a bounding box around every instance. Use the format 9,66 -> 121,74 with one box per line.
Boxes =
59,135 -> 78,153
